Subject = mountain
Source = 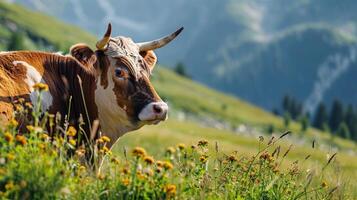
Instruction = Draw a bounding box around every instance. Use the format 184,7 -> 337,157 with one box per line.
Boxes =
0,1 -> 96,50
9,0 -> 357,114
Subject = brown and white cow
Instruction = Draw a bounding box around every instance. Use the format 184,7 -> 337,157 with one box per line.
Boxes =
0,23 -> 183,147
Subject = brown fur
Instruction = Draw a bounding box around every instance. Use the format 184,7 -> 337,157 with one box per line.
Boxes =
0,51 -> 98,135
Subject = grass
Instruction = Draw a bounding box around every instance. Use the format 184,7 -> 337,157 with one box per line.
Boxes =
0,1 -> 97,50
0,87 -> 352,199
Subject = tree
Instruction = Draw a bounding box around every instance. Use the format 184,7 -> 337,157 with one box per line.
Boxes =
281,95 -> 302,120
300,114 -> 309,132
345,105 -> 357,141
291,101 -> 302,120
282,95 -> 290,113
313,102 -> 328,130
283,112 -> 291,128
266,124 -> 275,135
174,62 -> 190,78
329,100 -> 344,133
337,122 -> 350,139
7,31 -> 26,51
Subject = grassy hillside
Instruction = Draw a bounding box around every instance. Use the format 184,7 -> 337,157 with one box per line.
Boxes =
0,1 -> 96,50
151,68 -> 356,151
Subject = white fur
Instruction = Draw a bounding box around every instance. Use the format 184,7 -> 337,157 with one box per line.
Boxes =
138,102 -> 168,122
0,51 -> 11,55
94,70 -> 135,142
13,61 -> 53,112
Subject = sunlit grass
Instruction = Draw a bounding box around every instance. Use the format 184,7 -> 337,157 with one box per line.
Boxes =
0,86 -> 354,199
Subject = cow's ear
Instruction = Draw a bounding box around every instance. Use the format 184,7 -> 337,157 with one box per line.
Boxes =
140,50 -> 157,71
70,43 -> 97,67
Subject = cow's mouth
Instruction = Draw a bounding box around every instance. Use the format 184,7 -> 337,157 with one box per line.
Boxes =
144,119 -> 162,125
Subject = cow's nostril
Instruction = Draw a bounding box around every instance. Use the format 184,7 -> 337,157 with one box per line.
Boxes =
153,104 -> 162,114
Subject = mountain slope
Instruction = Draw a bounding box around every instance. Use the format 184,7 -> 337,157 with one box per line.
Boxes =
0,1 -> 355,152
0,1 -> 96,50
12,0 -> 357,113
215,24 -> 357,112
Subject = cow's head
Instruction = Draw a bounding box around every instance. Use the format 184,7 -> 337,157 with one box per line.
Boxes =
70,23 -> 183,139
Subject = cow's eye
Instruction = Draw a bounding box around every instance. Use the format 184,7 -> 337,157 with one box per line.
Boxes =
115,68 -> 125,78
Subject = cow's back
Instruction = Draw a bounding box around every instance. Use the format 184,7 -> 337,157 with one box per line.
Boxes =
0,52 -> 42,124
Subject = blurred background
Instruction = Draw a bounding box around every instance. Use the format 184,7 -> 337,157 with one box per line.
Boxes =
10,0 -> 357,113
0,0 -> 356,155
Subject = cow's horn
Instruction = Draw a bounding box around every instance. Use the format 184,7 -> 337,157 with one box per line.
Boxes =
96,23 -> 112,50
137,27 -> 184,52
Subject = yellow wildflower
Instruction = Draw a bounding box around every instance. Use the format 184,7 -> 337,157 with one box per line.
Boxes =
5,181 -> 14,190
144,156 -> 155,165
199,155 -> 208,163
100,146 -> 111,155
38,143 -> 46,150
321,181 -> 328,188
177,143 -> 186,150
25,102 -> 33,108
101,136 -> 111,143
15,104 -> 23,112
166,146 -> 176,154
40,133 -> 50,140
26,125 -> 34,132
7,153 -> 15,161
69,139 -> 76,146
163,161 -> 174,170
122,178 -> 130,186
97,173 -> 105,180
111,157 -> 120,165
0,168 -> 6,175
132,147 -> 146,158
4,132 -> 13,142
9,118 -> 18,127
76,149 -> 86,157
156,160 -> 164,167
228,154 -> 237,162
136,171 -> 145,180
122,167 -> 130,175
16,135 -> 27,145
66,126 -> 77,137
17,98 -> 25,103
198,140 -> 208,147
33,83 -> 48,91
164,184 -> 177,196
155,167 -> 163,173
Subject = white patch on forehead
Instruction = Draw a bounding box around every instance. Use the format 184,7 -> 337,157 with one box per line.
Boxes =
94,70 -> 138,141
13,61 -> 53,113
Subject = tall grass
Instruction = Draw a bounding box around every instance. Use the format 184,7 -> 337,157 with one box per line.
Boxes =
0,85 -> 351,199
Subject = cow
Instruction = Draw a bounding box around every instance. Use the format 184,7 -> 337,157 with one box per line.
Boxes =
0,23 -> 183,148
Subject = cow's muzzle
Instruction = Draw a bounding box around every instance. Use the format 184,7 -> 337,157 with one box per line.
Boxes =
138,102 -> 168,124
